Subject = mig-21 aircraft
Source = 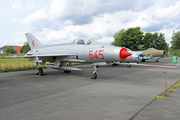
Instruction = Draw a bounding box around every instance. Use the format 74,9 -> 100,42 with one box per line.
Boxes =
23,33 -> 144,79
139,48 -> 165,62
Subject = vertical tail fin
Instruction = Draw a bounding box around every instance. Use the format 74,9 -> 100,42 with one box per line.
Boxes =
25,33 -> 44,49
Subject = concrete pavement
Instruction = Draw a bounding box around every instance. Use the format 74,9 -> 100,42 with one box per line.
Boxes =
0,57 -> 180,120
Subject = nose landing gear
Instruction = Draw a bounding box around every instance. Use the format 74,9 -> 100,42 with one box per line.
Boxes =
91,66 -> 98,79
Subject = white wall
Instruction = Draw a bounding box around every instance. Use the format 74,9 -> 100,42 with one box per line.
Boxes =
0,50 -> 4,53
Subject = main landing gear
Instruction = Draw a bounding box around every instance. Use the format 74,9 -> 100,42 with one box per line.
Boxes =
37,67 -> 44,76
155,59 -> 159,62
64,71 -> 71,73
142,59 -> 146,62
36,62 -> 44,76
91,66 -> 98,79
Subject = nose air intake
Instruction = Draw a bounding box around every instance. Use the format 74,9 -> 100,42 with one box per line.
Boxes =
119,48 -> 132,61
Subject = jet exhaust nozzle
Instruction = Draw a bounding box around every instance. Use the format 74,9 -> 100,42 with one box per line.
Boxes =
119,48 -> 132,61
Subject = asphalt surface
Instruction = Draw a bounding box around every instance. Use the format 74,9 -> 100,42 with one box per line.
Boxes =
0,57 -> 180,120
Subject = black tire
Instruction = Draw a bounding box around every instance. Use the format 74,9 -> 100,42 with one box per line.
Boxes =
142,59 -> 146,62
112,63 -> 117,66
91,72 -> 97,79
155,59 -> 159,62
39,68 -> 43,76
127,64 -> 131,68
64,71 -> 71,73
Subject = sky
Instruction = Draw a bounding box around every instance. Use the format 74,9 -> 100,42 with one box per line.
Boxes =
0,0 -> 180,47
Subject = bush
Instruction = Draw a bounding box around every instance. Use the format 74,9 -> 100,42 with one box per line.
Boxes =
177,52 -> 180,56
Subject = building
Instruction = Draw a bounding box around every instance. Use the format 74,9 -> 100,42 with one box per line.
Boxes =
15,46 -> 23,54
0,45 -> 22,54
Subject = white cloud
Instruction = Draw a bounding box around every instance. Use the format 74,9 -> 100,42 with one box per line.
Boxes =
2,0 -> 180,47
97,37 -> 114,44
12,2 -> 23,11
21,9 -> 47,25
12,0 -> 36,12
153,1 -> 180,21
49,0 -> 83,20
46,30 -> 69,40
25,2 -> 35,9
81,0 -> 102,15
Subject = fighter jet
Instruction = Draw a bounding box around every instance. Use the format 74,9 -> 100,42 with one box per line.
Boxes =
23,33 -> 141,79
139,48 -> 165,62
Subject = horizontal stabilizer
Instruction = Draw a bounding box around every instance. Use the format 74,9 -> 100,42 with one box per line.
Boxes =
142,56 -> 161,59
46,64 -> 82,71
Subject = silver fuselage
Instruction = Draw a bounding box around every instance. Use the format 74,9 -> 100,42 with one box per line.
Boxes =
27,44 -> 142,63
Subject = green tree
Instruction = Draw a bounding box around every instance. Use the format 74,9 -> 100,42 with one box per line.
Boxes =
142,32 -> 168,50
4,46 -> 17,54
111,29 -> 125,46
112,27 -> 168,51
112,27 -> 144,51
142,32 -> 154,49
171,30 -> 180,52
155,33 -> 168,50
20,42 -> 31,53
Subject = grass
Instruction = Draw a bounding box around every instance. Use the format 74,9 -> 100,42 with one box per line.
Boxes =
0,57 -> 90,73
168,89 -> 177,93
0,58 -> 46,73
173,84 -> 180,88
157,96 -> 168,99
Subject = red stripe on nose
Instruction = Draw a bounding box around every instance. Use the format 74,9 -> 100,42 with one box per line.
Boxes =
119,48 -> 132,61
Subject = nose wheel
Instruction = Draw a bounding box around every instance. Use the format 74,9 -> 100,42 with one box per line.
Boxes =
91,72 -> 97,79
91,66 -> 98,79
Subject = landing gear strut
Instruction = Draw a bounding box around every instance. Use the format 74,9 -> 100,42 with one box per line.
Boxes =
91,66 -> 97,79
155,59 -> 159,62
36,62 -> 44,76
39,68 -> 43,76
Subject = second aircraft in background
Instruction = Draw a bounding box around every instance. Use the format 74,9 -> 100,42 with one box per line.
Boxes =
139,48 -> 165,62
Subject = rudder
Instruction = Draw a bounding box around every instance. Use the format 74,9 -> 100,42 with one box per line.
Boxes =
25,33 -> 44,49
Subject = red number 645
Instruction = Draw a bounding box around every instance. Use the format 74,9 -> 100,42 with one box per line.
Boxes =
89,50 -> 104,60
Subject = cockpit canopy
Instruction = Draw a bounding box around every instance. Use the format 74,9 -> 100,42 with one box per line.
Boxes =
71,39 -> 99,45
146,48 -> 157,51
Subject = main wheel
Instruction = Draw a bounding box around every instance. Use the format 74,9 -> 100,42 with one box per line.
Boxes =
127,64 -> 131,68
64,71 -> 71,73
91,72 -> 97,79
155,59 -> 159,62
112,63 -> 117,66
39,68 -> 43,76
142,59 -> 146,62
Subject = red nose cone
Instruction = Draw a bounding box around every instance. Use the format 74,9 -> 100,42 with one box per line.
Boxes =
119,48 -> 132,61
